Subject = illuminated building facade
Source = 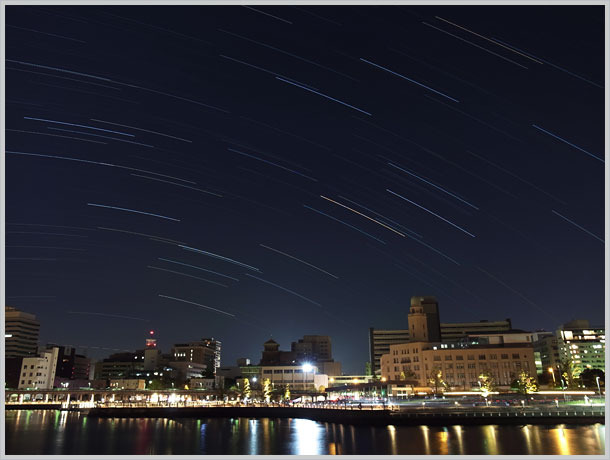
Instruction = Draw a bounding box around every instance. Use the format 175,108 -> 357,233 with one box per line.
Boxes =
556,320 -> 605,377
172,338 -> 221,373
370,312 -> 514,375
18,347 -> 59,389
380,296 -> 536,391
260,364 -> 328,392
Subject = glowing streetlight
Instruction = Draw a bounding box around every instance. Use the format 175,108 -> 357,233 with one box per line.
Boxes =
302,363 -> 313,373
548,367 -> 556,385
302,363 -> 313,391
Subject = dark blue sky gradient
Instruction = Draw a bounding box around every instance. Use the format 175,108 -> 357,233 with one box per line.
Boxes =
5,5 -> 605,374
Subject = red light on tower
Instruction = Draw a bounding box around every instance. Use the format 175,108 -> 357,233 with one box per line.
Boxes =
146,329 -> 157,348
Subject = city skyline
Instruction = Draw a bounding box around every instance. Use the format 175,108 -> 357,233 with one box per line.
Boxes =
4,5 -> 605,375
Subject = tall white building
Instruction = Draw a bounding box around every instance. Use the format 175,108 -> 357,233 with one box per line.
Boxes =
18,347 -> 60,389
5,306 -> 40,357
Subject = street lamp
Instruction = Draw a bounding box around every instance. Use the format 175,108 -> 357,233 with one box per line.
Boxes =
302,363 -> 313,396
548,367 -> 556,386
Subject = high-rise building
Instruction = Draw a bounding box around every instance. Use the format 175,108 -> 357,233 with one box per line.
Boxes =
556,320 -> 605,377
534,335 -> 560,375
172,338 -> 221,373
5,306 -> 40,357
46,344 -> 92,380
370,309 -> 514,375
18,347 -> 59,389
203,338 -> 222,370
260,336 -> 342,375
291,335 -> 332,361
369,329 -> 410,376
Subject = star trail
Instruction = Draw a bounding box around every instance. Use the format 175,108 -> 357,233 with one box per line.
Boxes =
4,5 -> 605,374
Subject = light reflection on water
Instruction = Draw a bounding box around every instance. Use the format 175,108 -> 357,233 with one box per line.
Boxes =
4,410 -> 606,455
387,425 -> 397,455
555,424 -> 571,455
291,418 -> 323,455
453,425 -> 464,455
484,425 -> 498,454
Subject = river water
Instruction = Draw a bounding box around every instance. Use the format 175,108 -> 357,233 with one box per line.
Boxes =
5,410 -> 606,455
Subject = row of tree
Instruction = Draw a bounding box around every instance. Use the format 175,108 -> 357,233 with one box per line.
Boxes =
238,378 -> 291,403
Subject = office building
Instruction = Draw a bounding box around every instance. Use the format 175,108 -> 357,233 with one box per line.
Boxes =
260,364 -> 328,392
534,335 -> 561,375
94,352 -> 145,380
260,336 -> 342,375
46,344 -> 92,380
291,335 -> 332,360
5,306 -> 40,357
556,320 -> 605,377
465,331 -> 552,346
368,329 -> 411,377
370,309 -> 514,375
204,338 -> 222,370
380,296 -> 536,391
18,347 -> 60,389
440,319 -> 513,340
172,338 -> 221,373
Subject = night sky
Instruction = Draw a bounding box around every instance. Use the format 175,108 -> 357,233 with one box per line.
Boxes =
4,5 -> 606,374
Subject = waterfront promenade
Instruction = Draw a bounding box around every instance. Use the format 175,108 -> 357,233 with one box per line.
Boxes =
6,400 -> 605,426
